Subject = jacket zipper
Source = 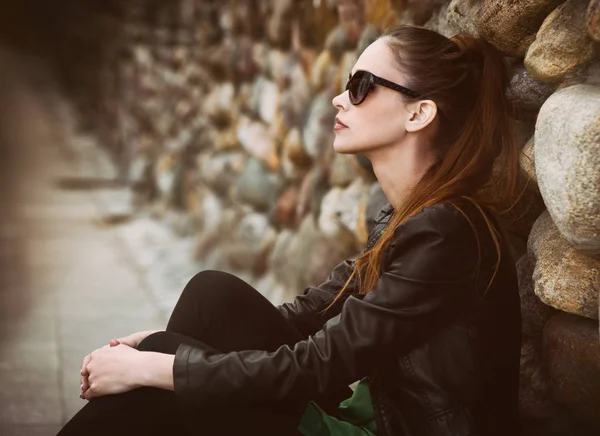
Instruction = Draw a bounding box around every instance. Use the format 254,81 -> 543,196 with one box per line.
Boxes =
370,376 -> 392,436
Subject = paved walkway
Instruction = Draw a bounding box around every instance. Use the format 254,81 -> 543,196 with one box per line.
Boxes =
0,138 -> 171,435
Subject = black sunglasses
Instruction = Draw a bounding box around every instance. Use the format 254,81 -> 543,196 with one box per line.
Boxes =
345,70 -> 421,105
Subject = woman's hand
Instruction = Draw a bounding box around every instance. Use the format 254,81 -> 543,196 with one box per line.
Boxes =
81,344 -> 146,400
80,343 -> 115,399
80,330 -> 159,398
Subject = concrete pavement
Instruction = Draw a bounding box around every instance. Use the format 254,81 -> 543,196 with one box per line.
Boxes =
0,137 -> 172,435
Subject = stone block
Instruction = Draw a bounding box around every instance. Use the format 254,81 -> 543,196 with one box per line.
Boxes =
543,313 -> 600,430
529,211 -> 599,319
535,84 -> 600,258
477,0 -> 565,57
525,0 -> 599,84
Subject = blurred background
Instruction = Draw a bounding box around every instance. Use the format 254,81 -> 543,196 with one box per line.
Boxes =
0,0 -> 598,435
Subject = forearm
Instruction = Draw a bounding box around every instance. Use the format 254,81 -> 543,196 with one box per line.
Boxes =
140,351 -> 175,391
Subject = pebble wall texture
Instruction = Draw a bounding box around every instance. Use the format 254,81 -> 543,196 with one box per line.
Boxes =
38,0 -> 600,433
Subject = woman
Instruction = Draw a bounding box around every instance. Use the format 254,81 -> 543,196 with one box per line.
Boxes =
59,25 -> 523,436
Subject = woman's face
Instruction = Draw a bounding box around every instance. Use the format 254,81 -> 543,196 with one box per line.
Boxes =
331,38 -> 413,156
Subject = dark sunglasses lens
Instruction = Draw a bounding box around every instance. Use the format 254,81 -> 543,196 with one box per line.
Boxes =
348,72 -> 371,105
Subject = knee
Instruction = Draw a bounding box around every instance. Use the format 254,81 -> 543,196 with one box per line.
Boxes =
187,270 -> 229,287
182,270 -> 251,302
188,269 -> 245,285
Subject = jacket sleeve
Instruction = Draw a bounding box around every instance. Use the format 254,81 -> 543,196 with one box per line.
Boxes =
275,258 -> 356,338
173,204 -> 479,408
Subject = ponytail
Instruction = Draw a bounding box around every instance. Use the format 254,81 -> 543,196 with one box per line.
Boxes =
446,33 -> 522,214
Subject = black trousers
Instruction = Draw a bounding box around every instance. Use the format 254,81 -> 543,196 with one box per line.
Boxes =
58,270 -> 351,436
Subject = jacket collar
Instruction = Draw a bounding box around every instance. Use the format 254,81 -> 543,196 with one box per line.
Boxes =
374,202 -> 394,224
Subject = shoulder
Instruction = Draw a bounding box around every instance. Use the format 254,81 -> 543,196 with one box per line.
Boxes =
392,199 -> 477,242
385,199 -> 481,280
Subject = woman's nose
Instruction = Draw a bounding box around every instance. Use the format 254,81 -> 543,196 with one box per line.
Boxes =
332,91 -> 349,111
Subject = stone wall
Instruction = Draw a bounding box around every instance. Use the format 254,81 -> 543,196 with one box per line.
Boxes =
41,0 -> 600,433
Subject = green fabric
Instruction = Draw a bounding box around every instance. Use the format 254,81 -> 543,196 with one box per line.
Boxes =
298,378 -> 377,436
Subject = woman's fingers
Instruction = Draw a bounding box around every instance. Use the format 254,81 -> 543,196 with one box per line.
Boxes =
115,335 -> 137,348
79,339 -> 116,399
80,377 -> 88,399
80,354 -> 92,376
81,343 -> 112,377
78,337 -> 137,400
81,372 -> 90,393
80,353 -> 93,398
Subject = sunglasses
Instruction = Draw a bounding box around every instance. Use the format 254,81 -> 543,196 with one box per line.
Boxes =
345,70 -> 421,105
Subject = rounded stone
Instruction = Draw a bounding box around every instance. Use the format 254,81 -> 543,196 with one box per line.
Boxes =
520,136 -> 536,184
273,185 -> 300,229
477,0 -> 566,57
198,189 -> 225,234
528,211 -> 599,319
236,116 -> 279,171
202,82 -> 236,128
268,229 -> 299,291
296,0 -> 339,47
318,179 -> 371,247
301,91 -> 337,160
198,152 -> 244,197
280,152 -> 310,184
196,206 -> 243,268
266,0 -> 294,48
525,0 -> 599,84
296,165 -> 331,223
517,254 -> 557,338
447,0 -> 481,37
279,57 -> 311,129
507,66 -> 557,115
543,313 -> 600,429
338,51 -> 357,96
296,215 -> 358,290
224,212 -> 277,275
406,0 -> 450,26
324,25 -> 352,61
310,49 -> 338,92
356,24 -> 381,57
254,272 -> 295,307
329,153 -> 362,187
258,79 -> 279,125
268,49 -> 287,85
252,42 -> 270,76
268,216 -> 356,295
318,187 -> 356,243
235,158 -> 281,212
519,337 -> 556,419
587,0 -> 600,42
535,84 -> 600,257
283,127 -> 312,168
365,0 -> 402,30
154,153 -> 177,199
422,0 -> 457,38
214,127 -> 240,152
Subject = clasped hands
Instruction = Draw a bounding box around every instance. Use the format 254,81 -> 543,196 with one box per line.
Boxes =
79,333 -> 147,400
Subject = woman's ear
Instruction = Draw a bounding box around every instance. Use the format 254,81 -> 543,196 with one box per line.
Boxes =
405,100 -> 438,133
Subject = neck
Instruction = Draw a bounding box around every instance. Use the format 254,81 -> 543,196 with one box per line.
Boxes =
366,138 -> 435,209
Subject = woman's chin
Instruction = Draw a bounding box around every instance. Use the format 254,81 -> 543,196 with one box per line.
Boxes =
332,139 -> 357,155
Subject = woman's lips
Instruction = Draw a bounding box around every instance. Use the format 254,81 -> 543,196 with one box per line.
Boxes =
334,117 -> 348,130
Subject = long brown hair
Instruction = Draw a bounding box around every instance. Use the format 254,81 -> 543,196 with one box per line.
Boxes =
324,25 -> 525,310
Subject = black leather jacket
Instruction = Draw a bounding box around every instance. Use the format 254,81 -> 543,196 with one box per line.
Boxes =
173,198 -> 522,436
